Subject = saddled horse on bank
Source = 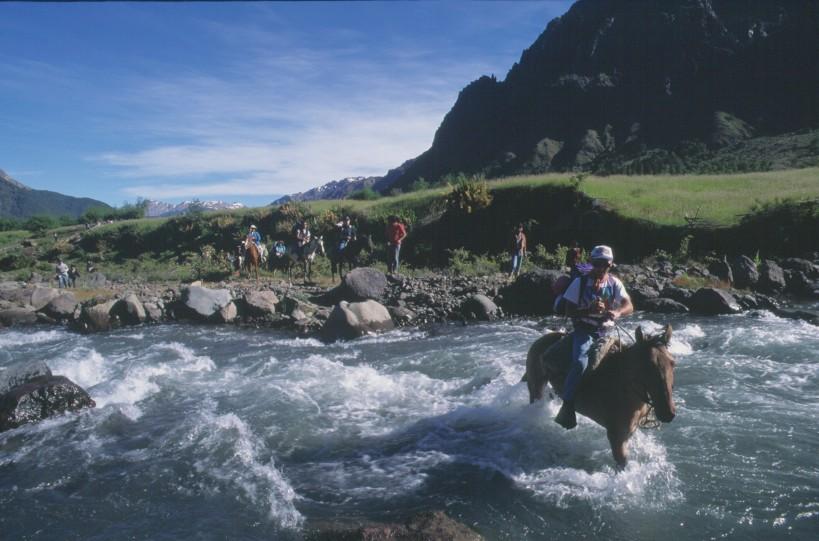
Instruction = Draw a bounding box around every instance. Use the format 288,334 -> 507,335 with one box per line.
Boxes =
522,325 -> 677,469
329,234 -> 374,281
267,236 -> 325,283
241,238 -> 266,281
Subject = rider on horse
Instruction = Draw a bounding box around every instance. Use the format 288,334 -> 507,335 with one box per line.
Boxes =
247,224 -> 261,249
555,245 -> 633,430
295,221 -> 312,258
336,216 -> 357,252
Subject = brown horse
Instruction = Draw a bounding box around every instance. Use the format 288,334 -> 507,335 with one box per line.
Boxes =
523,325 -> 677,468
242,238 -> 261,281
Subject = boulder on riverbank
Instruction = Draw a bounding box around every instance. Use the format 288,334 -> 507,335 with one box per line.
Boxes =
307,510 -> 483,541
731,255 -> 759,289
687,288 -> 742,315
30,286 -> 61,311
322,300 -> 395,341
120,293 -> 147,324
0,361 -> 53,394
640,297 -> 690,313
79,299 -> 121,332
41,292 -> 79,321
461,294 -> 500,321
498,269 -> 562,315
0,306 -> 38,327
179,285 -> 233,322
243,290 -> 280,316
0,374 -> 95,433
334,267 -> 388,302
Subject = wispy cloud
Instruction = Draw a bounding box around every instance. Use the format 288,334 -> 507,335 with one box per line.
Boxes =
93,25 -> 498,199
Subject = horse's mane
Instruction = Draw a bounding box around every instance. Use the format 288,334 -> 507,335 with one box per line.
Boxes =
596,332 -> 669,375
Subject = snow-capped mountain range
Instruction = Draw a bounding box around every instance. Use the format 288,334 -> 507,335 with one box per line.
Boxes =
144,199 -> 246,217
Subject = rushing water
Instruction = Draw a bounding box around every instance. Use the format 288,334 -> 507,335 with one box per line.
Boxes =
1,306 -> 818,540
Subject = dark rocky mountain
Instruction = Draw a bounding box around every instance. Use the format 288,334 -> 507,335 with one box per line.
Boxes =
144,199 -> 246,217
382,0 -> 819,191
0,169 -> 110,219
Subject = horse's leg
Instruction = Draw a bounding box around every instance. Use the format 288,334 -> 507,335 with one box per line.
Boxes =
607,428 -> 629,471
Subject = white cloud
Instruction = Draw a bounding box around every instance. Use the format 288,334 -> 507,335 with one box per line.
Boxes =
94,39 -> 491,198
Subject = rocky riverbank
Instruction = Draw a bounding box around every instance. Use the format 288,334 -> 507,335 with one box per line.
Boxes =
1,255 -> 818,340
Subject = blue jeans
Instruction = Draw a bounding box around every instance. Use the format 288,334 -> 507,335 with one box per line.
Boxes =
58,274 -> 69,288
510,251 -> 523,274
562,329 -> 596,401
388,243 -> 401,273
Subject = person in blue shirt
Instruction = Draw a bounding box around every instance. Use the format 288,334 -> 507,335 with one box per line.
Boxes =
247,224 -> 261,249
335,216 -> 357,251
555,245 -> 633,429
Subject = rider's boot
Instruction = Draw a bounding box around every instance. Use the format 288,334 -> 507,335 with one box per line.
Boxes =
555,399 -> 577,429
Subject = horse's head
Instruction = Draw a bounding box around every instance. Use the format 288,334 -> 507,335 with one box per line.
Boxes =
633,325 -> 677,423
315,235 -> 325,257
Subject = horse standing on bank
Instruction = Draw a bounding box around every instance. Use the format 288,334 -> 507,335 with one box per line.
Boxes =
329,234 -> 373,282
242,238 -> 262,281
523,325 -> 677,468
268,237 -> 325,283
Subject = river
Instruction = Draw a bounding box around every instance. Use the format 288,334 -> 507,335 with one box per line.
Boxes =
1,306 -> 817,540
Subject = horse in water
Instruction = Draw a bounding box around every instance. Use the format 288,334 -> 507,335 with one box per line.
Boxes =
523,325 -> 677,468
242,238 -> 262,281
329,234 -> 374,281
268,237 -> 325,283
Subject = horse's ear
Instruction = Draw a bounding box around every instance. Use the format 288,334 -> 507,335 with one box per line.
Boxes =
635,326 -> 644,343
662,324 -> 672,345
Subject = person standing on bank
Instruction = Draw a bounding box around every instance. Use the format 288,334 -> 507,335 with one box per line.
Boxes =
555,245 -> 633,429
55,258 -> 69,289
509,224 -> 527,278
385,216 -> 407,274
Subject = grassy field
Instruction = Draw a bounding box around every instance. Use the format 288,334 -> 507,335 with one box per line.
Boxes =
487,167 -> 819,226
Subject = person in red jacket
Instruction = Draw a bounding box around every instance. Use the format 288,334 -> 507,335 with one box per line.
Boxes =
385,215 -> 407,274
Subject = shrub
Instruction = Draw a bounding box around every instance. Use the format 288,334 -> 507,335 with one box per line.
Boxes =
410,178 -> 430,192
445,176 -> 493,215
274,202 -> 311,236
22,215 -> 57,235
529,243 -> 571,270
348,187 -> 381,201
447,248 -> 503,276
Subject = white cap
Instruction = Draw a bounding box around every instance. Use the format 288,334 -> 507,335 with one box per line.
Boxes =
250,224 -> 257,229
590,245 -> 614,261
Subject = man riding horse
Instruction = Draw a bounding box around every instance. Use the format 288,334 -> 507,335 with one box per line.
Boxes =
241,224 -> 264,280
247,224 -> 261,250
554,244 -> 634,429
336,216 -> 357,252
329,216 -> 358,280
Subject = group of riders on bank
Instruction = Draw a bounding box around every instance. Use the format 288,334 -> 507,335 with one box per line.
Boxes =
236,215 -> 407,276
238,217 -> 354,267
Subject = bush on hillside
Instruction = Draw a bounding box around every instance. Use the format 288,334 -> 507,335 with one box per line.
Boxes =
348,187 -> 381,201
410,178 -> 430,192
22,215 -> 58,235
273,202 -> 311,236
0,218 -> 22,231
447,248 -> 503,276
445,176 -> 493,215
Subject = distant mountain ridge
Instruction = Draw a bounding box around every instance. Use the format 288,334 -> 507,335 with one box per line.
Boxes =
272,176 -> 379,205
273,159 -> 414,204
0,169 -> 111,219
144,199 -> 246,217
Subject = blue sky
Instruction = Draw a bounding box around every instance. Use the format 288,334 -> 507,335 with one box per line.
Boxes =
0,1 -> 572,208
